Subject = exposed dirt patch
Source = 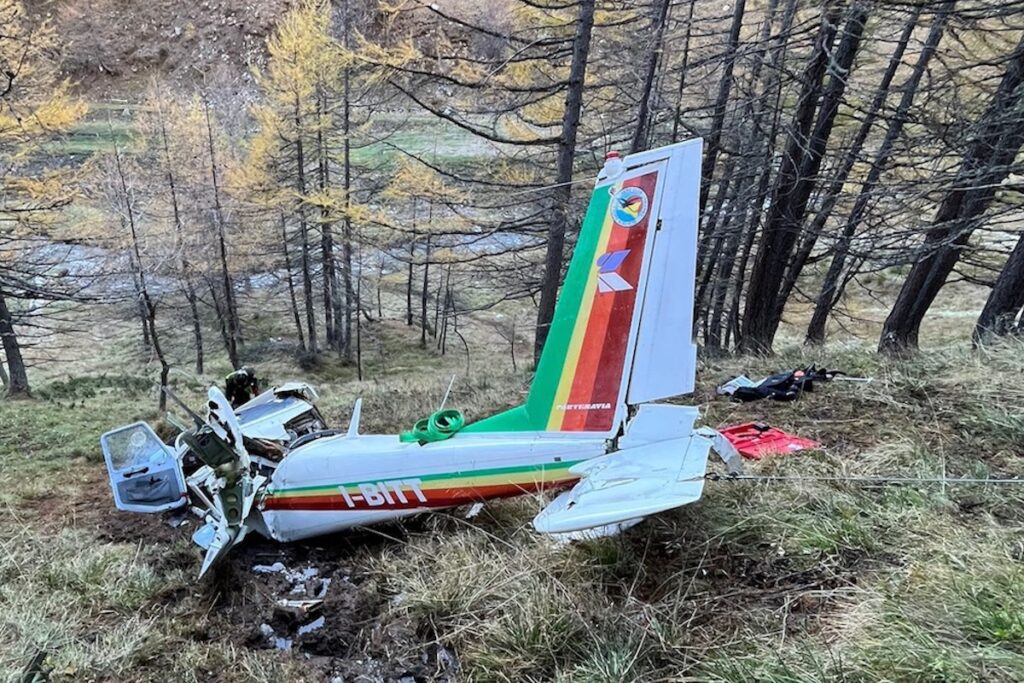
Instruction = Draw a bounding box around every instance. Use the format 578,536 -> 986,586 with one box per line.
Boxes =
28,0 -> 296,96
21,465 -> 186,544
51,470 -> 459,680
206,531 -> 460,682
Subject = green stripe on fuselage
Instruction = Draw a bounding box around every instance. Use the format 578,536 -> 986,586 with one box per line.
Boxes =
465,182 -> 613,432
270,459 -> 587,495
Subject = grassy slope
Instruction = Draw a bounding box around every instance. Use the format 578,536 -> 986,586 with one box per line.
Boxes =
2,298 -> 1024,682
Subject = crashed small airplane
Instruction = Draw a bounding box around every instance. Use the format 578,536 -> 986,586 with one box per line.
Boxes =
101,139 -> 715,576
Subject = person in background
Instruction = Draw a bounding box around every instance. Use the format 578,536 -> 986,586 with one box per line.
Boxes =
225,366 -> 259,407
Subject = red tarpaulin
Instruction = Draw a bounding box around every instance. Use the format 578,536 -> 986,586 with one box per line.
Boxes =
719,422 -> 820,460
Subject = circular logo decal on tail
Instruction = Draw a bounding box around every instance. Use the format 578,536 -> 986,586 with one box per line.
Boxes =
610,186 -> 649,227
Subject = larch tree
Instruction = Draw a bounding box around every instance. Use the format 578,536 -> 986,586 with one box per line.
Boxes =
0,0 -> 86,396
880,31 -> 1024,354
246,0 -> 350,357
136,89 -> 206,373
740,3 -> 869,353
369,0 -> 658,360
805,2 -> 953,345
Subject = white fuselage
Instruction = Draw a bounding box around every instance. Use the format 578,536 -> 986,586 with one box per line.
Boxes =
257,431 -> 608,541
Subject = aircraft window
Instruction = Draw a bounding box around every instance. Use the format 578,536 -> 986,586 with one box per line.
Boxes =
105,425 -> 169,470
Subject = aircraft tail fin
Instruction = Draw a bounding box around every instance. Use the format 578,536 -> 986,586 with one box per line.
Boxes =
465,140 -> 702,437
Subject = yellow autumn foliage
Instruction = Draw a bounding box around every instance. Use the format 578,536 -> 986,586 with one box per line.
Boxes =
0,0 -> 87,234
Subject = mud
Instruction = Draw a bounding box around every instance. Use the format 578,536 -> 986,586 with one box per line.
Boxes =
45,467 -> 458,681
205,528 -> 458,682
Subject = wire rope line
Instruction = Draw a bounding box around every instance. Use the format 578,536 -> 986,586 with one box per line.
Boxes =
703,472 -> 1024,486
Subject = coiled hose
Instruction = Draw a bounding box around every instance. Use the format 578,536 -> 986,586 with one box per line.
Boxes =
399,409 -> 465,444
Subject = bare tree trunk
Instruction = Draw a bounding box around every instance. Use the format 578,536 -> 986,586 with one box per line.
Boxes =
698,0 -> 747,216
406,226 -> 415,327
975,232 -> 1024,344
670,0 -> 697,144
807,2 -> 952,344
703,168 -> 746,351
282,216 -> 307,352
881,32 -> 1024,354
340,0 -> 354,361
294,95 -> 318,354
317,89 -> 338,351
207,278 -> 231,360
534,0 -> 596,362
0,287 -> 28,396
131,268 -> 151,349
376,254 -> 384,319
113,135 -> 169,412
355,224 -> 363,380
0,350 -> 8,388
186,285 -> 203,374
630,0 -> 671,153
695,154 -> 738,328
439,265 -> 453,354
741,5 -> 862,353
433,265 -> 443,342
203,98 -> 240,368
776,6 -> 922,323
509,318 -> 517,372
420,233 -> 431,348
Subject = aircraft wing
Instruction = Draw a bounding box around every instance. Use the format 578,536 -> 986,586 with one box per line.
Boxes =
532,431 -> 712,535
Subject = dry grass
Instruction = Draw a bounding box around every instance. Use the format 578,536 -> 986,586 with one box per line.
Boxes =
3,300 -> 1024,681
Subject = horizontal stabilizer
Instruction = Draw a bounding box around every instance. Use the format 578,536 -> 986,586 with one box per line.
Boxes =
532,432 -> 712,534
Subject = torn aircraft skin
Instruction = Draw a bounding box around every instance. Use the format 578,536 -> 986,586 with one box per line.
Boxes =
101,140 -> 717,576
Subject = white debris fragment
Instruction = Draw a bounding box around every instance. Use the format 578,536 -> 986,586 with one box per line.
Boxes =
465,502 -> 484,519
252,562 -> 286,574
437,646 -> 459,672
275,598 -> 323,616
717,375 -> 757,396
284,566 -> 319,585
297,615 -> 325,636
259,623 -> 293,651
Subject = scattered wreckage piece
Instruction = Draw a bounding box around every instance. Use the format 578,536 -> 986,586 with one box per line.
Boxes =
718,365 -> 844,402
100,140 -> 728,577
717,422 -> 821,460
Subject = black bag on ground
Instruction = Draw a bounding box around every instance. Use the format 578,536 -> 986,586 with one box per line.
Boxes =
730,365 -> 843,402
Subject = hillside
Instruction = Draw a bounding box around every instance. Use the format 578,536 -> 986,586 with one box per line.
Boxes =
2,304 -> 1024,681
32,0 -> 294,96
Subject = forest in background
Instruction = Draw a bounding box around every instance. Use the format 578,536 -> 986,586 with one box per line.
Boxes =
4,0 -> 1024,396
7,2 -> 1024,681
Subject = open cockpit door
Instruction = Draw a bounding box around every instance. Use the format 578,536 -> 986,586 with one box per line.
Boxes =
101,422 -> 186,513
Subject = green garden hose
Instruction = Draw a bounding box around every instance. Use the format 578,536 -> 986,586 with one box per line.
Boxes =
400,409 -> 465,444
